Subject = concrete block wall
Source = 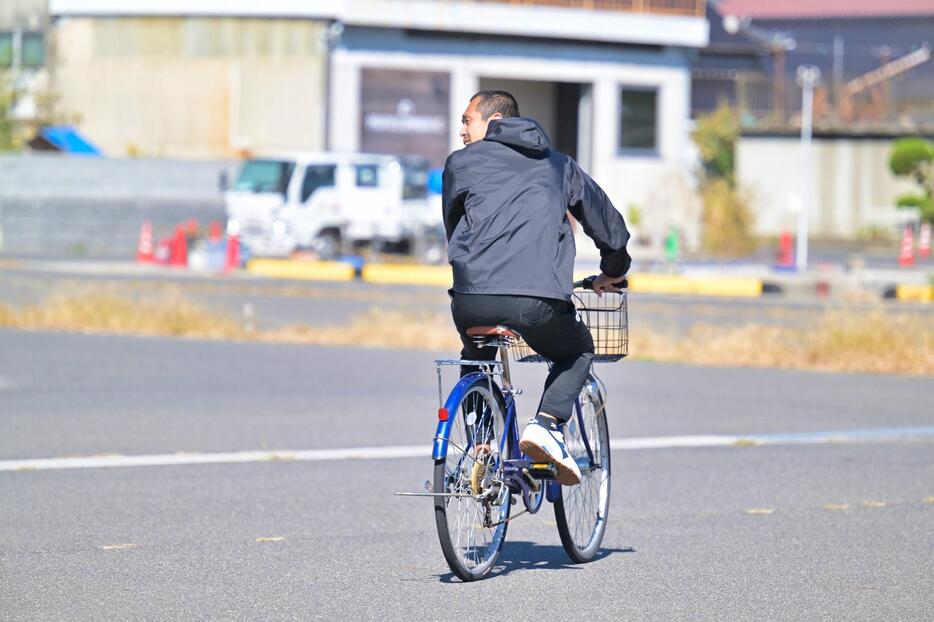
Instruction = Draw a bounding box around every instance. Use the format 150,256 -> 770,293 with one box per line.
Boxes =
0,155 -> 236,257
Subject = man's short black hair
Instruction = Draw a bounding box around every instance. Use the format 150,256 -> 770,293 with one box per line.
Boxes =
471,90 -> 520,120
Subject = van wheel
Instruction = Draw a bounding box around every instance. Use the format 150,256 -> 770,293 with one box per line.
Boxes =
312,230 -> 340,259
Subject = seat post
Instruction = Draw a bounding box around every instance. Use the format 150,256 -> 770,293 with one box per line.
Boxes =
498,345 -> 513,390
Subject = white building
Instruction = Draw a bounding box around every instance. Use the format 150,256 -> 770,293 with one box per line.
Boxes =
50,0 -> 709,235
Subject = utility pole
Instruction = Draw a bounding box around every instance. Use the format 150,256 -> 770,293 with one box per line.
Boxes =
832,35 -> 844,109
796,65 -> 821,272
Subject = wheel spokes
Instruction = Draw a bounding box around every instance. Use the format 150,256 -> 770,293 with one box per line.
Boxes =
442,386 -> 508,573
561,391 -> 609,551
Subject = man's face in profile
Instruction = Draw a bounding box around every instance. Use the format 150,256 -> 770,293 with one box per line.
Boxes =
459,97 -> 502,146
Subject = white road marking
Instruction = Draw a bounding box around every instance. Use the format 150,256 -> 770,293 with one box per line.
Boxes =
100,543 -> 136,551
822,503 -> 850,511
1,426 -> 933,474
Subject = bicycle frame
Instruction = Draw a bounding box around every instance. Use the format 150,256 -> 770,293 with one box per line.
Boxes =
432,346 -> 602,512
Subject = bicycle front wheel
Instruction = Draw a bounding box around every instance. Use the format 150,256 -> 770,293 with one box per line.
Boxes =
554,375 -> 611,563
433,377 -> 510,581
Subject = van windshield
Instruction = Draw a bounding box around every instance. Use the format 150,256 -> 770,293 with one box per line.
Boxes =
234,160 -> 295,195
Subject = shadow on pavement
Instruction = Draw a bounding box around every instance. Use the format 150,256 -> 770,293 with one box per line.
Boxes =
436,541 -> 635,582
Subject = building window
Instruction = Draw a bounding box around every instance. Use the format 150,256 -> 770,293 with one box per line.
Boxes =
619,87 -> 658,153
0,32 -> 45,69
0,33 -> 12,68
22,32 -> 44,69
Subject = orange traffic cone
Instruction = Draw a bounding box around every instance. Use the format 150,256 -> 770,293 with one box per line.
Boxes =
919,223 -> 931,258
136,221 -> 154,263
225,232 -> 240,272
898,227 -> 914,267
776,230 -> 794,268
209,220 -> 222,244
170,224 -> 188,267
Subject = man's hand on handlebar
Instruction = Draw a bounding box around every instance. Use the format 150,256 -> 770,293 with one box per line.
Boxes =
591,273 -> 627,296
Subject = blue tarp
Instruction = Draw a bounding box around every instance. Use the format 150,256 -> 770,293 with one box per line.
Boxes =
38,126 -> 102,155
428,167 -> 443,195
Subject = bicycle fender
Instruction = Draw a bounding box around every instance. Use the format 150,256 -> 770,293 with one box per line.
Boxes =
432,372 -> 501,461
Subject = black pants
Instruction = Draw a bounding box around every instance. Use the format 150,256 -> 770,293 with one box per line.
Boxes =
451,293 -> 594,423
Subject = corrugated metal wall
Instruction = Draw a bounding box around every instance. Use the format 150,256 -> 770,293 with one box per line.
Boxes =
737,135 -> 918,238
52,17 -> 328,159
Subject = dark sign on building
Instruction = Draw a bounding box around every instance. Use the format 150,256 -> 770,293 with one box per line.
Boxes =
360,68 -> 451,166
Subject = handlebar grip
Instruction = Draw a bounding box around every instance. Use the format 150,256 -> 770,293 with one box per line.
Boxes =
573,275 -> 628,290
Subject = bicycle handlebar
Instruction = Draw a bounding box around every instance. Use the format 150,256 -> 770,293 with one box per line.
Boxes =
574,275 -> 629,290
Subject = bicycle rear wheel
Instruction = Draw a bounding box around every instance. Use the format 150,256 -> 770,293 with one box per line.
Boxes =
554,375 -> 611,563
433,377 -> 510,581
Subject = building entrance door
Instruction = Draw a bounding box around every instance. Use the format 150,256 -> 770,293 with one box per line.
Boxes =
477,78 -> 591,167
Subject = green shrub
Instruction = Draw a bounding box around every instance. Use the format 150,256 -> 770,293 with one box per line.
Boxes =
0,74 -> 20,151
890,137 -> 934,177
700,179 -> 756,257
692,104 -> 757,257
889,137 -> 934,224
693,103 -> 739,186
626,204 -> 643,228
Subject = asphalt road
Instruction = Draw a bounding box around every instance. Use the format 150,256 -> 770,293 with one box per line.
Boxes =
1,330 -> 932,620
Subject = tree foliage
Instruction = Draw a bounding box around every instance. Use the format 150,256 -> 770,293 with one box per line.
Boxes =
700,179 -> 756,257
0,73 -> 20,151
692,103 -> 755,257
693,102 -> 740,186
889,137 -> 934,224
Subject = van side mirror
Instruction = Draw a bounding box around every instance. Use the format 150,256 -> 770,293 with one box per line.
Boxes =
218,170 -> 229,192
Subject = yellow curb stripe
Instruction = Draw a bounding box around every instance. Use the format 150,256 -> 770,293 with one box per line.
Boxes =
362,264 -> 453,287
246,259 -> 355,282
895,284 -> 934,302
572,272 -> 763,298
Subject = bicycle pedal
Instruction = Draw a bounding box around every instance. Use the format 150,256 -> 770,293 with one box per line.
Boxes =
527,463 -> 558,479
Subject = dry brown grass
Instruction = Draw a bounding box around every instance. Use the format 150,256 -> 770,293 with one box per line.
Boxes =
263,308 -> 461,351
1,286 -> 931,376
638,313 -> 934,376
0,285 -> 242,339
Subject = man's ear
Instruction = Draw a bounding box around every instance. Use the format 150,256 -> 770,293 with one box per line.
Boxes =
489,112 -> 504,121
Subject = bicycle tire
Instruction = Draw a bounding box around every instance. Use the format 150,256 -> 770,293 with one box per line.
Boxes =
554,375 -> 611,563
433,377 -> 511,581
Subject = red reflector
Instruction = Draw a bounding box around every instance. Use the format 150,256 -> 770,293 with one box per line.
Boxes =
438,408 -> 449,421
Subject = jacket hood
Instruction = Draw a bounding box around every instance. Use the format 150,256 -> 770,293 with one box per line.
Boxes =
483,117 -> 551,154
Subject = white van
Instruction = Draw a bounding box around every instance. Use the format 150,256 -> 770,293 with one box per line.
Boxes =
224,152 -> 434,258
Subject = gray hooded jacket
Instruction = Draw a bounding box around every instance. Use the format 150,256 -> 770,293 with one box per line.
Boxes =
442,117 -> 631,301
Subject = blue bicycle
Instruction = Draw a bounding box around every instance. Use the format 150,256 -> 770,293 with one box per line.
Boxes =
428,277 -> 627,581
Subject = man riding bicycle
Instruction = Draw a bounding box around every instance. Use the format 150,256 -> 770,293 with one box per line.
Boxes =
443,90 -> 630,486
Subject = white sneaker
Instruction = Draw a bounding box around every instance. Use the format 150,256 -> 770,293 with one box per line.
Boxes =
518,417 -> 581,486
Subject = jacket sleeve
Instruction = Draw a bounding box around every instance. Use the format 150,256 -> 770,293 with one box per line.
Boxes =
567,160 -> 632,278
442,153 -> 467,242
